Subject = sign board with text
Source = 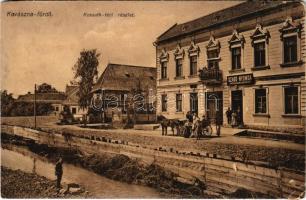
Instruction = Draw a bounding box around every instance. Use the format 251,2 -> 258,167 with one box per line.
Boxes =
227,73 -> 254,86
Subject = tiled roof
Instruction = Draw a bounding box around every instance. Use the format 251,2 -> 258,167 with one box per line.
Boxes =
17,92 -> 66,103
92,63 -> 156,92
63,85 -> 79,105
156,1 -> 297,43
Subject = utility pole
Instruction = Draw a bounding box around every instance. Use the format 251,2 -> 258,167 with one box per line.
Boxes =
34,84 -> 37,129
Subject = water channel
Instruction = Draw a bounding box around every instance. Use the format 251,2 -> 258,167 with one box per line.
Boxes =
1,146 -> 161,198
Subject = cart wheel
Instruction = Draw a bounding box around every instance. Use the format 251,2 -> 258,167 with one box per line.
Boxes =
202,126 -> 212,137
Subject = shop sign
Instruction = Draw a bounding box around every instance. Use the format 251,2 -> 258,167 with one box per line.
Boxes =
227,73 -> 254,86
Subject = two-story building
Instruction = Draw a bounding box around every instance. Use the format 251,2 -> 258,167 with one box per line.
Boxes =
154,1 -> 305,133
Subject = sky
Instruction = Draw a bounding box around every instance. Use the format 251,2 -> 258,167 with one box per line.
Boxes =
1,1 -> 239,97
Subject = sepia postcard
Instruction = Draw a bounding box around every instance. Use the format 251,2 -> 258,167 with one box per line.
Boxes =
1,0 -> 305,199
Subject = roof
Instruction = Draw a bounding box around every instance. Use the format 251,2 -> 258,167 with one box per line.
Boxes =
62,85 -> 79,105
17,92 -> 66,104
92,63 -> 156,92
156,1 -> 299,43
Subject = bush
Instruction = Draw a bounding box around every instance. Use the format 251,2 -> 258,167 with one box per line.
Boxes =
9,102 -> 54,116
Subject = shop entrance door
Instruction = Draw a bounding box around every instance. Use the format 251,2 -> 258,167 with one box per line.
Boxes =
206,92 -> 223,123
231,90 -> 243,122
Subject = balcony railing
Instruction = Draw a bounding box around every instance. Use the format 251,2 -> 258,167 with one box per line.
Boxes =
199,67 -> 223,85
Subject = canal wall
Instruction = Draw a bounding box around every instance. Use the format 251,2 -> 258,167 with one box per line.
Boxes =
1,125 -> 305,198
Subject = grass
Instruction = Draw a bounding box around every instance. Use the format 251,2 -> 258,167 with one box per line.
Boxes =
1,116 -> 58,128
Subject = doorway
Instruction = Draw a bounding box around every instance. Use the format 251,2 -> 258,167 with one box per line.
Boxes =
231,90 -> 243,122
206,92 -> 223,123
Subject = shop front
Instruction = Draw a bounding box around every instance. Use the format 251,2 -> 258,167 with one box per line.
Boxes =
227,73 -> 255,126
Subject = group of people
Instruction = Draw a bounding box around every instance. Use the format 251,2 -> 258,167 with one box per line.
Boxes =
225,107 -> 243,127
185,111 -> 222,136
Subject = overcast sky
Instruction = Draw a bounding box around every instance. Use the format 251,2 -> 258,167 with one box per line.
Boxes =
1,1 -> 239,97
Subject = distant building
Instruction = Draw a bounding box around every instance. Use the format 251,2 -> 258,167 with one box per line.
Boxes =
16,92 -> 66,115
92,63 -> 157,124
154,1 -> 305,133
62,84 -> 87,120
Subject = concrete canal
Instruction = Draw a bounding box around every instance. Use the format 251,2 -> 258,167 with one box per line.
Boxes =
1,125 -> 305,198
1,146 -> 161,198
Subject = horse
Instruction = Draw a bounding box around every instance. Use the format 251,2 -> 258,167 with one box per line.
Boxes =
157,115 -> 182,136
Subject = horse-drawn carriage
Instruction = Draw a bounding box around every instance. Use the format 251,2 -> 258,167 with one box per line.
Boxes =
157,115 -> 215,139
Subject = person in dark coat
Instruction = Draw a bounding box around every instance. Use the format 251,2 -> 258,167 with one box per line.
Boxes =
55,157 -> 63,189
225,107 -> 232,125
186,111 -> 193,123
215,111 -> 222,136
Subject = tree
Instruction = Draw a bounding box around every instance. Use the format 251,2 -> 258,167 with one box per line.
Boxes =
1,90 -> 15,116
73,49 -> 100,124
37,83 -> 58,93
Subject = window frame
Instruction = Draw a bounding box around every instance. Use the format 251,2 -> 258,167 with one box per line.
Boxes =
175,58 -> 183,77
231,46 -> 242,70
250,24 -> 270,70
228,30 -> 245,72
279,17 -> 302,67
161,61 -> 167,79
206,48 -> 220,69
254,42 -> 266,67
173,44 -> 185,79
176,93 -> 183,112
159,48 -> 169,80
189,55 -> 198,76
206,35 -> 221,70
281,33 -> 301,66
282,85 -> 300,115
253,88 -> 269,115
161,94 -> 167,112
190,92 -> 198,114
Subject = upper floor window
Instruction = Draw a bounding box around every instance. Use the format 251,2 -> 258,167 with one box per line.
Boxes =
190,56 -> 197,75
254,42 -> 266,67
206,36 -> 220,69
279,17 -> 302,67
188,41 -> 200,76
250,24 -> 270,70
161,61 -> 167,79
176,58 -> 183,77
284,86 -> 299,114
231,47 -> 241,70
174,44 -> 185,78
207,49 -> 219,69
159,48 -> 169,79
228,30 -> 245,71
176,93 -> 182,112
283,36 -> 297,63
161,94 -> 167,112
255,88 -> 267,114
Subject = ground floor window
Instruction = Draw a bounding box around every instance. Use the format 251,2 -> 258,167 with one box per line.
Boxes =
255,88 -> 267,113
161,94 -> 167,112
72,107 -> 77,114
55,106 -> 59,111
190,93 -> 198,114
284,86 -> 299,114
176,94 -> 182,112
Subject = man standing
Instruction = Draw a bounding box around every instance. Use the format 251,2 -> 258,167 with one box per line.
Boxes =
225,107 -> 232,125
216,111 -> 222,136
55,157 -> 63,189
